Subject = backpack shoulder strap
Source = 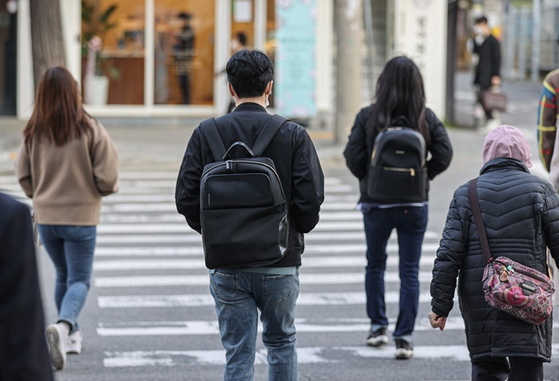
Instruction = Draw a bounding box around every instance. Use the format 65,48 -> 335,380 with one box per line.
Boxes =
200,118 -> 227,162
252,114 -> 289,157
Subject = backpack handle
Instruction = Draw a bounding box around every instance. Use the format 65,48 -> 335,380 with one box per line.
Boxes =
223,141 -> 254,160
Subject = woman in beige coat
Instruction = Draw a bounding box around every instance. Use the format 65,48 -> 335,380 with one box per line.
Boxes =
16,66 -> 118,370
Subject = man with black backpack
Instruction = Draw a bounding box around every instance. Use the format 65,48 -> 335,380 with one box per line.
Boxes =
175,49 -> 324,381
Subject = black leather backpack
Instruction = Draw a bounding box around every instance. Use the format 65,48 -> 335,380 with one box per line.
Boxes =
199,115 -> 289,269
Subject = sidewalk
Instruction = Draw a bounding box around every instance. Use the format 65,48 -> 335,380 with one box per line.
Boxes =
0,71 -> 548,174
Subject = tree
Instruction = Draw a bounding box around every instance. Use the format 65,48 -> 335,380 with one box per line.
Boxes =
333,0 -> 364,144
29,0 -> 66,88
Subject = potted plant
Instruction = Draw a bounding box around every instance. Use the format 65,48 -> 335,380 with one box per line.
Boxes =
81,0 -> 119,105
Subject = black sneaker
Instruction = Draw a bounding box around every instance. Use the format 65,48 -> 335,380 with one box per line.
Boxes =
394,338 -> 414,359
366,327 -> 389,347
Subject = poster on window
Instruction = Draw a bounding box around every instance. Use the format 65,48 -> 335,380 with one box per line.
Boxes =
275,0 -> 317,118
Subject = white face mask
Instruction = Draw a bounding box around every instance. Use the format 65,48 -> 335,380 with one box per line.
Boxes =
473,25 -> 483,35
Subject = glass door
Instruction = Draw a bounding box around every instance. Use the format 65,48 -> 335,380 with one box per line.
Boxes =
153,1 -> 216,106
81,0 -> 146,105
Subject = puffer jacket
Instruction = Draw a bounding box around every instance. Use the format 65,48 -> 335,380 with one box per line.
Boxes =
431,157 -> 559,362
343,105 -> 453,203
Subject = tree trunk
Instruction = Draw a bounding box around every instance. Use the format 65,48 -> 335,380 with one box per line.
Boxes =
29,0 -> 66,89
334,0 -> 364,144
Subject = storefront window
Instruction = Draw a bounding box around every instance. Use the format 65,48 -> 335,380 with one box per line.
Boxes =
231,0 -> 254,50
154,1 -> 215,105
82,0 -> 146,105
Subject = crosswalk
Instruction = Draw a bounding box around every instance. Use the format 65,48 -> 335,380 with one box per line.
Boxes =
90,171 -> 469,370
3,170 -> 559,377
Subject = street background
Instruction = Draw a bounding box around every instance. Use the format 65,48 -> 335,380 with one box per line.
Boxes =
1,71 -> 559,380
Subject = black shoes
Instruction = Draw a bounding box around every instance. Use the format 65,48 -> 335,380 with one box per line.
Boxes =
366,327 -> 389,347
394,338 -> 414,359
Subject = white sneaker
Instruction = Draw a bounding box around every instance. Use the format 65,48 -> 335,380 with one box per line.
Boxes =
46,323 -> 68,369
67,330 -> 83,354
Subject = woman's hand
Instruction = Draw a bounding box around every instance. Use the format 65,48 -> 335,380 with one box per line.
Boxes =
428,312 -> 447,331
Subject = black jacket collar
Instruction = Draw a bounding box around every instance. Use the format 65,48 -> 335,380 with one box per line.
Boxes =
233,102 -> 268,113
480,157 -> 530,175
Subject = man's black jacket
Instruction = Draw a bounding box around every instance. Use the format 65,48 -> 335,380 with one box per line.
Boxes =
175,103 -> 325,267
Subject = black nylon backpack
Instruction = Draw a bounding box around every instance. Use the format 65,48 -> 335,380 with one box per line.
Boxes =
367,123 -> 427,203
199,114 -> 289,269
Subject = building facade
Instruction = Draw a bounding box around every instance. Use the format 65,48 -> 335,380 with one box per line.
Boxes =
15,0 -> 334,119
11,0 -> 453,121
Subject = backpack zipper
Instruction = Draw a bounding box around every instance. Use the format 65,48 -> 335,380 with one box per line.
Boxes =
384,167 -> 415,177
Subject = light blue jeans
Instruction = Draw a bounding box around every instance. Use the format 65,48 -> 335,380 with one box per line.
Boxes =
37,225 -> 96,332
210,269 -> 299,381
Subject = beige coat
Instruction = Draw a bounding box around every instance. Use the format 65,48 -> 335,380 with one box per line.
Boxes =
16,117 -> 119,225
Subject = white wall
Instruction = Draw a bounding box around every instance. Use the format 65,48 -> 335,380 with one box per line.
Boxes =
316,0 -> 334,113
16,0 -> 33,119
393,0 -> 448,119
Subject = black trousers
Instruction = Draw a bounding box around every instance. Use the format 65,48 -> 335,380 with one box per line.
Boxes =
472,356 -> 544,381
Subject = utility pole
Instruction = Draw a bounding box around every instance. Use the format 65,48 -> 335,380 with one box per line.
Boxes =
334,0 -> 364,144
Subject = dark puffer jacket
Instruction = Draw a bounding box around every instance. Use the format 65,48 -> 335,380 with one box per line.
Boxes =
431,158 -> 559,362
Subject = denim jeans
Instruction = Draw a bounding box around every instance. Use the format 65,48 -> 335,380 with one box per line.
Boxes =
209,269 -> 299,381
363,206 -> 427,339
37,225 -> 96,332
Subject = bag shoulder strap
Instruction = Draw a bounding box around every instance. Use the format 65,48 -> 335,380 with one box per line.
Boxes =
200,118 -> 227,162
468,178 -> 492,262
252,114 -> 289,157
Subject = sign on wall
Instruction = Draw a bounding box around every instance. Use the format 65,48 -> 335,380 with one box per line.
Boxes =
275,0 -> 317,118
394,0 -> 447,119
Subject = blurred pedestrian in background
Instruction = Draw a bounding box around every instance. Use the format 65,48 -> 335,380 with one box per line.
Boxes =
430,125 -> 559,381
16,66 -> 119,370
537,34 -> 559,191
0,192 -> 54,381
472,16 -> 502,130
344,56 -> 452,359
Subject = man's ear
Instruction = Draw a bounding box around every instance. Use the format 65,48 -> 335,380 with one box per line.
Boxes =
228,83 -> 236,97
265,81 -> 273,95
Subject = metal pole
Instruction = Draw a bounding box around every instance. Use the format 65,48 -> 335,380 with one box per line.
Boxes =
363,0 -> 375,99
505,6 -> 517,79
531,0 -> 541,82
518,6 -> 529,80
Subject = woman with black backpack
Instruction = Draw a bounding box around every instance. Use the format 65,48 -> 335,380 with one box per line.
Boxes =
343,56 -> 453,359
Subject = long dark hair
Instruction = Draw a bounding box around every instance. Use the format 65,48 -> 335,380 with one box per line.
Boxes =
367,56 -> 430,144
24,66 -> 92,146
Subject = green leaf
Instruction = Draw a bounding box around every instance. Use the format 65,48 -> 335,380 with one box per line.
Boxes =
100,4 -> 118,24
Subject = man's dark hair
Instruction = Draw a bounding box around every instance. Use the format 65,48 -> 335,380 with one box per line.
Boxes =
475,16 -> 488,25
236,32 -> 248,47
226,49 -> 273,98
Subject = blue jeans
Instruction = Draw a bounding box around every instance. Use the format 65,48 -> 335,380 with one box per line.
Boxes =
209,269 -> 299,381
37,225 -> 96,332
363,206 -> 427,339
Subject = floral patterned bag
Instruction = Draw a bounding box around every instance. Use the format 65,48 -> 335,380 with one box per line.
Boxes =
469,179 -> 555,325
